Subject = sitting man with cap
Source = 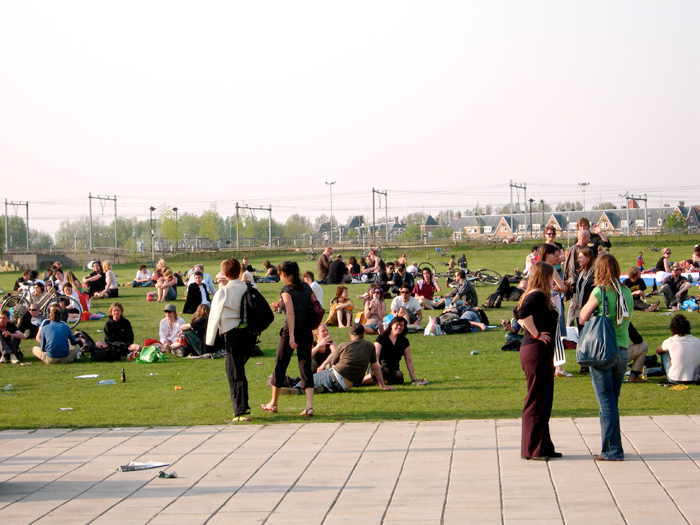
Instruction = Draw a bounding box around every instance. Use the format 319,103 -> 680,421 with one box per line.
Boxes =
657,263 -> 693,310
285,324 -> 395,394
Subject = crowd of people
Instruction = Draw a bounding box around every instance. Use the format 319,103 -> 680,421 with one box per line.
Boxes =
3,226 -> 700,461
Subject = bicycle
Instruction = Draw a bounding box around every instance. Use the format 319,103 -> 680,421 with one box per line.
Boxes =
2,281 -> 82,330
418,262 -> 500,286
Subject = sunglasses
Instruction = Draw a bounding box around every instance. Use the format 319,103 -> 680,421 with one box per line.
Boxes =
29,308 -> 39,312
164,310 -> 175,314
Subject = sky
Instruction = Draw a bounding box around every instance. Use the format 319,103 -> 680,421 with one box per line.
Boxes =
1,0 -> 699,236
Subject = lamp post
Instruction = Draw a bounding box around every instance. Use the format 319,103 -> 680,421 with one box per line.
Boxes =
149,206 -> 156,263
172,207 -> 179,252
325,181 -> 336,243
528,199 -> 535,238
578,182 -> 590,214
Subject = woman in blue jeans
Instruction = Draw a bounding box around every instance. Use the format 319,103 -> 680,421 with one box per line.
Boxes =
579,253 -> 632,462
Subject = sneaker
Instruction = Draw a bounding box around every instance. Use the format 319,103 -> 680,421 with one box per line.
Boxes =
10,354 -> 19,364
0,355 -> 6,363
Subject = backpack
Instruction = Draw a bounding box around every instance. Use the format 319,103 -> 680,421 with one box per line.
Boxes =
240,283 -> 274,337
484,293 -> 502,309
476,308 -> 490,325
74,330 -> 98,353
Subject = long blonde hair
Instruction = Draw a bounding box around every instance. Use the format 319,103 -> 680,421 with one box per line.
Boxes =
517,262 -> 554,311
192,303 -> 210,322
594,252 -> 620,288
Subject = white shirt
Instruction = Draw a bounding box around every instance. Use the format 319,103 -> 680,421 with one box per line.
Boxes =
662,334 -> 700,382
391,295 -> 421,315
206,279 -> 248,345
159,316 -> 185,344
309,281 -> 323,306
406,264 -> 418,276
135,269 -> 151,281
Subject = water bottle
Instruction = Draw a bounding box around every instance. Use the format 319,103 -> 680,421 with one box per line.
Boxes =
97,379 -> 116,385
3,384 -> 12,391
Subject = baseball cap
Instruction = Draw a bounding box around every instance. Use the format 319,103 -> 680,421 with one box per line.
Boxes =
164,304 -> 177,312
350,323 -> 365,336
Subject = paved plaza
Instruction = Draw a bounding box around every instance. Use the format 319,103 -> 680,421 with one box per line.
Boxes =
1,415 -> 699,524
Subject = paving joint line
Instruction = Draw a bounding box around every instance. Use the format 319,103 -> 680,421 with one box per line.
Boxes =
378,420 -> 418,524
439,420 -> 457,524
494,419 -> 505,525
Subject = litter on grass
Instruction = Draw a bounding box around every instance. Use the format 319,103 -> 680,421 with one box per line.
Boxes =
116,461 -> 169,472
59,408 -> 73,411
75,374 -> 99,379
3,385 -> 13,391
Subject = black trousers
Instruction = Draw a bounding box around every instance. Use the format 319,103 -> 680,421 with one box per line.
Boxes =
520,341 -> 556,458
273,326 -> 313,390
224,328 -> 255,417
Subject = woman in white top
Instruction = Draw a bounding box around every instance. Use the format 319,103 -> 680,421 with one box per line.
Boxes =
93,260 -> 119,299
159,304 -> 185,352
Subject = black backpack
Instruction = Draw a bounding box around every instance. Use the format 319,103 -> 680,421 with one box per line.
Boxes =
484,293 -> 502,309
240,283 -> 274,337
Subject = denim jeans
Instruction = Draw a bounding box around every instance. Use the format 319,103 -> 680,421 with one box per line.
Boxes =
589,349 -> 628,460
132,280 -> 152,287
295,368 -> 348,393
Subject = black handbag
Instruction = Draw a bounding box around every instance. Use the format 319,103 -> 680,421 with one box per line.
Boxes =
576,286 -> 619,367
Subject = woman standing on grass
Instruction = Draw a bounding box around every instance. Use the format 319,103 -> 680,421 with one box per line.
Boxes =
262,261 -> 316,417
579,253 -> 632,462
538,243 -> 570,378
207,258 -> 255,422
513,262 -> 562,461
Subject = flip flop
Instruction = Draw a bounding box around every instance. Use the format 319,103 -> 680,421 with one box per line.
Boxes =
299,407 -> 314,417
260,404 -> 277,414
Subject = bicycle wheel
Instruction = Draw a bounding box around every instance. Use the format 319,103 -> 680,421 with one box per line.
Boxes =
418,262 -> 436,274
44,296 -> 83,330
1,295 -> 29,325
474,269 -> 501,285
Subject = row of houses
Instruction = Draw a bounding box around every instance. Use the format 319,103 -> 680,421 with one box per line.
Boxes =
318,203 -> 698,244
444,203 -> 698,242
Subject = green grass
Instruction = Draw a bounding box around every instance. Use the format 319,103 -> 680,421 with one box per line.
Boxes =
1,242 -> 699,429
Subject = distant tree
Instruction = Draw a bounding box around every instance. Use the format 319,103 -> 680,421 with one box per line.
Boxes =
54,217 -> 98,250
398,223 -> 422,242
0,215 -> 29,250
402,212 -> 427,226
432,226 -> 453,240
592,202 -> 617,210
436,210 -> 455,226
495,203 -> 522,214
180,213 -> 200,238
200,204 -> 224,243
284,214 -> 312,239
555,201 -> 583,211
30,229 -> 53,250
662,211 -> 687,231
158,206 -> 178,247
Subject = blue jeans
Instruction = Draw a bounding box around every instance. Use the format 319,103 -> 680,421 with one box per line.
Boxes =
589,349 -> 628,460
132,280 -> 151,287
294,368 -> 348,393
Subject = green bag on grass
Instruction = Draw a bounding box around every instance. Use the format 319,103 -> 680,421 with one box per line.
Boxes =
136,345 -> 166,363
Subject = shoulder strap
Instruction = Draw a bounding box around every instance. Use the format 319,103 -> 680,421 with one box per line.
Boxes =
598,286 -> 608,317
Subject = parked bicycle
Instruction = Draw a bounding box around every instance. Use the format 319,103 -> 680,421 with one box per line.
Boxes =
1,281 -> 82,329
419,261 -> 500,285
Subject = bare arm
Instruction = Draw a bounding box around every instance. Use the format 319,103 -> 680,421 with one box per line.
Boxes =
281,292 -> 296,349
404,345 -> 416,382
517,314 -> 550,344
371,361 -> 395,390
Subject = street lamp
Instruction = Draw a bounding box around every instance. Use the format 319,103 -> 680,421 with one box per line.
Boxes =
172,207 -> 179,252
578,182 -> 590,214
149,206 -> 156,263
325,181 -> 336,243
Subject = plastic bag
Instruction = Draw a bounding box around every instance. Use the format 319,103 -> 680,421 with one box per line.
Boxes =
136,345 -> 166,363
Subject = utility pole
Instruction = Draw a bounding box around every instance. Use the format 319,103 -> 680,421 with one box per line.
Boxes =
4,200 -> 29,251
373,188 -> 388,244
528,199 -> 535,239
235,203 -> 273,249
578,182 -> 590,214
172,207 -> 179,253
618,192 -> 631,236
88,194 -> 118,253
630,193 -> 649,236
510,181 -> 526,239
325,181 -> 336,243
149,207 -> 156,263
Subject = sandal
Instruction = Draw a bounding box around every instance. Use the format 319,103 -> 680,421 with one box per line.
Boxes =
228,415 -> 252,423
299,407 -> 314,417
260,404 -> 278,414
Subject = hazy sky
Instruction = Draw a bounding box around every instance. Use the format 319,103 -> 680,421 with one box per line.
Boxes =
1,1 -> 698,234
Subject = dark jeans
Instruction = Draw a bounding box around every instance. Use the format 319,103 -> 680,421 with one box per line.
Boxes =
273,326 -> 313,390
224,328 -> 255,417
590,349 -> 628,460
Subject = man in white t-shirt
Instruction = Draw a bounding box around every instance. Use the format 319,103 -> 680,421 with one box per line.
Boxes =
390,285 -> 423,325
656,314 -> 700,384
406,261 -> 419,277
303,271 -> 323,306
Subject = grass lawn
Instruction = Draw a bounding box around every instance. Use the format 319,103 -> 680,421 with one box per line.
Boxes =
1,241 -> 699,429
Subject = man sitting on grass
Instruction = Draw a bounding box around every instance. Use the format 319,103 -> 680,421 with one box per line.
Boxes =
282,324 -> 395,394
657,263 -> 692,310
390,285 -> 423,331
656,313 -> 700,384
32,305 -> 79,364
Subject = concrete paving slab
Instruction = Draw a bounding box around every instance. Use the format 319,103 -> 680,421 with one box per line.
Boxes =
1,415 -> 700,523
